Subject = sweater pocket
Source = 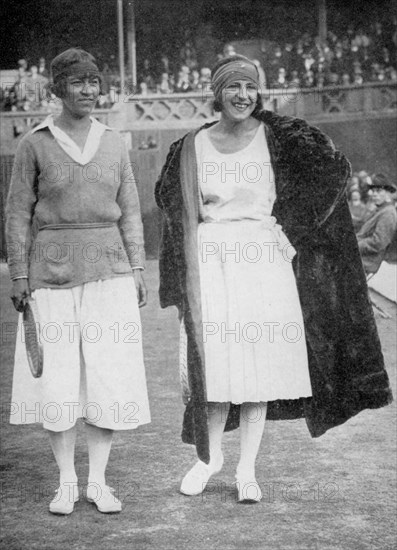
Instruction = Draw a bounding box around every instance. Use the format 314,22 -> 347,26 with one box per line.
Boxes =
30,250 -> 75,286
105,245 -> 132,274
41,257 -> 75,285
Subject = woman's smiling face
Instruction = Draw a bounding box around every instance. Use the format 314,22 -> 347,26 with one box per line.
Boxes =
61,75 -> 100,117
221,79 -> 258,122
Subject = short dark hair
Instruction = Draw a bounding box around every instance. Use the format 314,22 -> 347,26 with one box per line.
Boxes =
49,48 -> 102,98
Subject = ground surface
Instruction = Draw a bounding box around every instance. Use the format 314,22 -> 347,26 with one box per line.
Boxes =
0,261 -> 396,550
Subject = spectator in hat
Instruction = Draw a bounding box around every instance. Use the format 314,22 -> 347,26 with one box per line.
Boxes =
356,174 -> 397,274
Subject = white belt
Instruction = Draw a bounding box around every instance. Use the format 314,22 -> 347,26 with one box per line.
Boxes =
202,215 -> 296,257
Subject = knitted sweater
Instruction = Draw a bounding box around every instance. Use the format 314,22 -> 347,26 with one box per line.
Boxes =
6,121 -> 145,289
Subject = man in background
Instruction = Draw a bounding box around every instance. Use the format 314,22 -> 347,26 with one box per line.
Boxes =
356,173 -> 397,274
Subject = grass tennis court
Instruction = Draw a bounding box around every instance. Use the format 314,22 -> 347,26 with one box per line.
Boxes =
0,261 -> 396,550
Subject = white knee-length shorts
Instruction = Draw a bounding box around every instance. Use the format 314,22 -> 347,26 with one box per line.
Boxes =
10,277 -> 151,432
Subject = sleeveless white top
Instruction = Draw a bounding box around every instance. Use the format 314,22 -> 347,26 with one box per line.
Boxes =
195,122 -> 276,223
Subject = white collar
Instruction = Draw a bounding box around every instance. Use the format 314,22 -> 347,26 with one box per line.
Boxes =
32,115 -> 112,165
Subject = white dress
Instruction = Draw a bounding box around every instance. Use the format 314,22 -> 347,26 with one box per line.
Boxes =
194,123 -> 312,403
9,118 -> 151,431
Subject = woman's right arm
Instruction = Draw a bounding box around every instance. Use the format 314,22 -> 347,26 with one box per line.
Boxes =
5,136 -> 38,310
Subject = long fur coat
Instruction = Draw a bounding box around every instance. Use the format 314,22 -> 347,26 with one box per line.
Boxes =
155,110 -> 393,464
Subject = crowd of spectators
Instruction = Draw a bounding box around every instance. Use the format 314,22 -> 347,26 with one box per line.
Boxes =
263,21 -> 397,90
136,19 -> 397,94
1,18 -> 396,112
0,57 -> 116,113
1,58 -> 50,112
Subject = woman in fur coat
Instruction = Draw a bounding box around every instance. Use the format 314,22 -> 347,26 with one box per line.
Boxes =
155,55 -> 392,502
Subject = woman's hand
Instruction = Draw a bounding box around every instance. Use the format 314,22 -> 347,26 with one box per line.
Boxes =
132,270 -> 147,307
10,278 -> 30,312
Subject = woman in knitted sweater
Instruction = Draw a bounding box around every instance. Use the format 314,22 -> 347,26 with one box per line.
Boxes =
6,48 -> 151,515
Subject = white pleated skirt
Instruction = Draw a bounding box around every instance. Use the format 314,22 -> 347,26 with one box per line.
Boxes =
10,276 -> 151,431
198,219 -> 312,403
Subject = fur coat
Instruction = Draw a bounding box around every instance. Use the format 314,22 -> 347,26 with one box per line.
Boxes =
155,110 -> 393,464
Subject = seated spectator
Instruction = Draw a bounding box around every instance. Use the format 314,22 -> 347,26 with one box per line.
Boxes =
1,89 -> 18,111
180,40 -> 198,71
174,70 -> 191,93
189,69 -> 200,91
38,56 -> 49,78
12,66 -> 29,109
159,72 -> 173,94
370,62 -> 382,81
353,71 -> 364,85
376,67 -> 387,82
272,67 -> 288,88
17,58 -> 29,73
139,82 -> 148,96
160,55 -> 170,74
199,67 -> 211,94
386,67 -> 397,81
330,44 -> 349,74
341,72 -> 351,86
303,51 -> 316,72
348,188 -> 368,232
356,174 -> 397,274
325,71 -> 340,86
302,70 -> 315,87
353,28 -> 371,49
138,59 -> 156,92
289,70 -> 301,86
26,65 -> 48,108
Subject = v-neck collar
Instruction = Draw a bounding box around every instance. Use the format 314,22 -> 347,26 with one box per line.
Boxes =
32,115 -> 112,165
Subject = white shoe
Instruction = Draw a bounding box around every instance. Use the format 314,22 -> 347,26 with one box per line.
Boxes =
180,453 -> 224,496
86,483 -> 122,513
235,476 -> 262,503
49,482 -> 79,515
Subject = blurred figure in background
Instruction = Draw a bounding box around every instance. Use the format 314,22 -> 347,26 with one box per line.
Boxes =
347,187 -> 368,232
356,174 -> 397,274
38,56 -> 49,78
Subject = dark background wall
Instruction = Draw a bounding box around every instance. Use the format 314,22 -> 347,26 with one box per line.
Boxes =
316,116 -> 397,179
1,0 -> 396,71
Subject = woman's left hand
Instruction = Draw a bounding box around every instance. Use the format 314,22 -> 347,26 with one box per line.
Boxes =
132,270 -> 148,307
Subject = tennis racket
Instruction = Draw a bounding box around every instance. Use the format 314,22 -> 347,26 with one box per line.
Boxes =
22,299 -> 43,378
